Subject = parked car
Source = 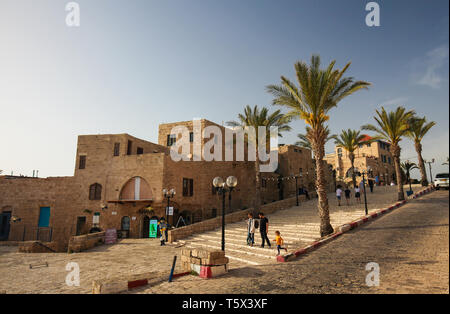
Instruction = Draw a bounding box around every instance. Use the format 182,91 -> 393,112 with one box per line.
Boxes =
433,173 -> 449,190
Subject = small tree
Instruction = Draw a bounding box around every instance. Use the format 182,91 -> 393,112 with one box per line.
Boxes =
362,106 -> 415,201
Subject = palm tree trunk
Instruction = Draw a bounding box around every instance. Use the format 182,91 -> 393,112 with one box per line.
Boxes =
312,138 -> 334,237
392,145 -> 405,201
254,152 -> 262,211
350,153 -> 356,187
415,142 -> 428,186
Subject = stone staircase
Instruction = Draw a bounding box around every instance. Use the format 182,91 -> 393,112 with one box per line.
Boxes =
180,185 -> 422,268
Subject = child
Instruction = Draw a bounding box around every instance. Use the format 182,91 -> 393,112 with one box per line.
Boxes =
336,186 -> 343,206
344,186 -> 351,206
274,231 -> 288,256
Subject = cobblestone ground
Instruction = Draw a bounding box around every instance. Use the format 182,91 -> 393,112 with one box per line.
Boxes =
0,185 -> 440,294
182,185 -> 423,267
0,239 -> 185,294
131,190 -> 448,294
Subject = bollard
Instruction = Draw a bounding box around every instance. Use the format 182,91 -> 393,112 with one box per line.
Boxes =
168,255 -> 177,282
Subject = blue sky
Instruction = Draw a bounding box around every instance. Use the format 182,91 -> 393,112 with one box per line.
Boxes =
0,0 -> 448,179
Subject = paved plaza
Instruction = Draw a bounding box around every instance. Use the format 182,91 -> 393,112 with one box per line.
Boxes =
0,184 -> 439,294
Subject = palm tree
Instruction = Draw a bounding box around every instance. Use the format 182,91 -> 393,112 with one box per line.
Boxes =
362,106 -> 415,201
406,117 -> 436,186
333,129 -> 371,188
295,126 -> 334,151
267,55 -> 370,236
401,161 -> 419,192
295,132 -> 311,149
227,105 -> 291,210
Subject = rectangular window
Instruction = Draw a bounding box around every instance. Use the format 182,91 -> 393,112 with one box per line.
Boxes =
167,134 -> 176,146
127,140 -> 133,155
79,155 -> 86,169
38,207 -> 50,227
189,132 -> 194,143
137,147 -> 144,155
113,143 -> 120,156
183,178 -> 194,197
388,157 -> 391,164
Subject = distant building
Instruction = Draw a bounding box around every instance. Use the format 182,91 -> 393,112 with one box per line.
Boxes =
324,135 -> 396,186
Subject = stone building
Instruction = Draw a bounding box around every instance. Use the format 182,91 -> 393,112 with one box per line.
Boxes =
0,119 -> 328,246
324,135 -> 396,186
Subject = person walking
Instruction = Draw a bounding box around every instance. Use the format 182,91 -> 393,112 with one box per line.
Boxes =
336,186 -> 343,206
258,212 -> 271,248
158,218 -> 168,246
355,185 -> 362,204
273,231 -> 288,256
368,179 -> 374,193
246,213 -> 256,246
344,186 -> 351,206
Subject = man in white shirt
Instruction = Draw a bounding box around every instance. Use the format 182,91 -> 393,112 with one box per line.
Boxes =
336,186 -> 343,206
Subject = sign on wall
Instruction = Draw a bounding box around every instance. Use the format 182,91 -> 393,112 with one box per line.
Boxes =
149,219 -> 158,238
93,212 -> 100,224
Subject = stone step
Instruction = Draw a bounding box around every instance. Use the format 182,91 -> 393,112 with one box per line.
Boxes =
185,242 -> 275,265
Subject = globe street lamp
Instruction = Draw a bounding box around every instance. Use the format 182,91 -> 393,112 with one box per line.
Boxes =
213,176 -> 238,251
163,188 -> 176,224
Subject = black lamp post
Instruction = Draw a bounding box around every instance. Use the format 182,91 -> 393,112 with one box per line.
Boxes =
162,188 -> 176,224
293,173 -> 299,206
213,176 -> 238,251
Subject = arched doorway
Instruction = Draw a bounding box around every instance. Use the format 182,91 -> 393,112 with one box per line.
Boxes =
121,216 -> 130,238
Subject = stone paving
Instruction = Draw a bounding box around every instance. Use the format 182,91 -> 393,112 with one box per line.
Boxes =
130,190 -> 448,294
0,184 -> 426,294
0,239 -> 184,294
181,185 -> 423,267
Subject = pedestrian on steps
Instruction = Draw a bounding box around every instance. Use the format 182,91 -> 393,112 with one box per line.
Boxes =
258,212 -> 271,248
246,213 -> 256,246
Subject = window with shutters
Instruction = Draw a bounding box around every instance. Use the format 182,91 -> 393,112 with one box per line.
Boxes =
79,155 -> 86,169
183,178 -> 194,197
89,183 -> 102,200
113,143 -> 120,156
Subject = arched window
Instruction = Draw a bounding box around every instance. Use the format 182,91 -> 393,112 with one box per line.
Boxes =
89,183 -> 102,200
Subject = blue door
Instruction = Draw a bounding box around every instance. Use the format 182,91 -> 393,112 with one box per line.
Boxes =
38,207 -> 50,227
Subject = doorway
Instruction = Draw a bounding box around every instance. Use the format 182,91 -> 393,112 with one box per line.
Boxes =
142,216 -> 150,238
76,216 -> 86,236
0,211 -> 11,241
